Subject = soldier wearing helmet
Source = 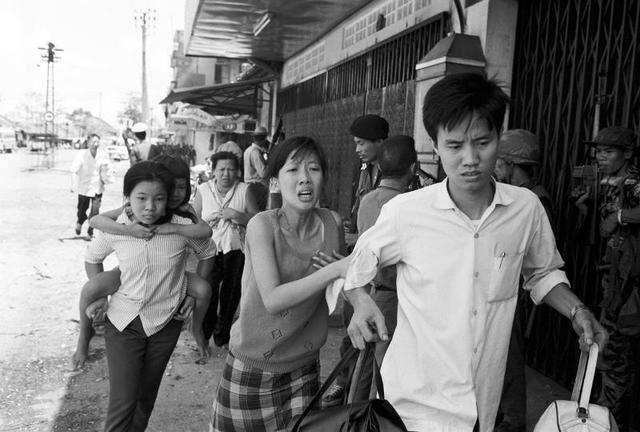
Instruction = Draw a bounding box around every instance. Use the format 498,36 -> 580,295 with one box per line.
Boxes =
495,129 -> 553,216
494,129 -> 553,432
580,126 -> 640,430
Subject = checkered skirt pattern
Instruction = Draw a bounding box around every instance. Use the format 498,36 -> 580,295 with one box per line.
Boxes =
210,352 -> 320,432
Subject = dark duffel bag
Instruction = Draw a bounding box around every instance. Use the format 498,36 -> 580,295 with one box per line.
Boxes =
290,343 -> 408,432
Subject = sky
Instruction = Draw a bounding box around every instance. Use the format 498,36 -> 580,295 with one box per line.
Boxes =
0,0 -> 186,128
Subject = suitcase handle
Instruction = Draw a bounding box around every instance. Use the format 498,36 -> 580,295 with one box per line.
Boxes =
570,343 -> 599,411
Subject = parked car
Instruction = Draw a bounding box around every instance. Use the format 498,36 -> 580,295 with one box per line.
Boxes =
0,127 -> 16,153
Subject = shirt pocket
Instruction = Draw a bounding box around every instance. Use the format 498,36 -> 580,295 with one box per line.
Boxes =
487,243 -> 524,302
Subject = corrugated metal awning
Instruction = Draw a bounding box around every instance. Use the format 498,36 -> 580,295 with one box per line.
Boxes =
186,0 -> 371,61
160,78 -> 270,116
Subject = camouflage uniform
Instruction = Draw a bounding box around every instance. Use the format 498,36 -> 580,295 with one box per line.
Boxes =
595,165 -> 640,431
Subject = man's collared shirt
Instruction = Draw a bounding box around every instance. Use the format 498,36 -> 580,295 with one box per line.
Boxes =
85,212 -> 217,336
71,149 -> 112,196
344,180 -> 568,432
243,143 -> 267,184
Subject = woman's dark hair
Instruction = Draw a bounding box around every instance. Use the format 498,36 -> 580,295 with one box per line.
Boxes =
264,136 -> 327,180
123,161 -> 175,199
152,154 -> 192,206
422,73 -> 510,146
210,151 -> 240,170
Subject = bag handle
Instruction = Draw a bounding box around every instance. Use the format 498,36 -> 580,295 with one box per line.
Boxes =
342,344 -> 386,430
578,343 -> 599,410
290,346 -> 360,431
570,347 -> 589,402
291,343 -> 385,431
346,343 -> 386,402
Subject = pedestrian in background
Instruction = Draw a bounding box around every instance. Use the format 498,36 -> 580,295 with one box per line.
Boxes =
70,133 -> 112,237
193,151 -> 259,349
210,136 -> 348,432
129,122 -> 153,164
244,126 -> 270,210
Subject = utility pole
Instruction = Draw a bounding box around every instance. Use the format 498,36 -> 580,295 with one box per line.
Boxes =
134,9 -> 156,126
38,42 -> 63,137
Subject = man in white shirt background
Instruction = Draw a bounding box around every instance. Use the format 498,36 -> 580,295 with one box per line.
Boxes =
342,73 -> 608,432
70,133 -> 112,237
243,126 -> 270,210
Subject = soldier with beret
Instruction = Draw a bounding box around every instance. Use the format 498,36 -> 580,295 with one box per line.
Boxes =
348,114 -> 390,234
576,126 -> 640,431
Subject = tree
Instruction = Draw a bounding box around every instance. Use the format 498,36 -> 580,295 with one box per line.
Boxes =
118,94 -> 142,126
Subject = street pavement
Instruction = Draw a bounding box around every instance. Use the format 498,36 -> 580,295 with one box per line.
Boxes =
0,148 -> 568,431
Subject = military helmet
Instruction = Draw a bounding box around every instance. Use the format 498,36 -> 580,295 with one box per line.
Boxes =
498,129 -> 540,165
585,126 -> 638,152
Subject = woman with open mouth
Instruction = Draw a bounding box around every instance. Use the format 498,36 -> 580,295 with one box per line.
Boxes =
210,136 -> 349,431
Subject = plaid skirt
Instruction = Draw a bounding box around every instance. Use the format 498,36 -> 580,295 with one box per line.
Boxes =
210,352 -> 320,432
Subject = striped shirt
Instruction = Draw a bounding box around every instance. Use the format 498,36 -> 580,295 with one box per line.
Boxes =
85,212 -> 217,336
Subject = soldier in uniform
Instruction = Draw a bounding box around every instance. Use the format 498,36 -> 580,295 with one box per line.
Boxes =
347,114 -> 389,234
578,126 -> 640,432
494,129 -> 553,432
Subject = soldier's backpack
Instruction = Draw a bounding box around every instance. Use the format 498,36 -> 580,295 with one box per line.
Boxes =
533,344 -> 618,432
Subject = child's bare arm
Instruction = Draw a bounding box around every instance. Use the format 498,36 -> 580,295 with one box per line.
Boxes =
89,206 -> 154,238
155,220 -> 212,238
155,205 -> 213,239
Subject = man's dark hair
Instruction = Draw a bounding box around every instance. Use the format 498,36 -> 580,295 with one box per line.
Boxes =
265,136 -> 327,180
134,131 -> 147,141
422,73 -> 509,145
87,133 -> 100,140
210,151 -> 240,170
379,135 -> 417,179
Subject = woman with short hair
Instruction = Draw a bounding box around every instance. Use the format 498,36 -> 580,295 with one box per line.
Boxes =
210,137 -> 348,431
194,151 -> 259,349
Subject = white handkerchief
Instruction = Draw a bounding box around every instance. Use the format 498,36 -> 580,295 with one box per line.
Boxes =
325,278 -> 345,315
344,248 -> 379,290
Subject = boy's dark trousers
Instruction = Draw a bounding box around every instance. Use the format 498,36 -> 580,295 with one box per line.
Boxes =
77,193 -> 102,232
203,250 -> 245,346
104,316 -> 181,432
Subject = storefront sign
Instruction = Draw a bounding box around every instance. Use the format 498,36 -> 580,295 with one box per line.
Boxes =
172,106 -> 215,127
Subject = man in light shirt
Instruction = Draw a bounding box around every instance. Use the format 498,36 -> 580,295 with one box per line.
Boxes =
71,133 -> 112,237
243,126 -> 270,210
343,73 -> 608,432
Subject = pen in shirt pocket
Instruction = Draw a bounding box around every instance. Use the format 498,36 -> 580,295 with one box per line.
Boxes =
498,251 -> 506,270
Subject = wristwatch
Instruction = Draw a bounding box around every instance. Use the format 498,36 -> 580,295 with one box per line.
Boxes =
570,303 -> 590,322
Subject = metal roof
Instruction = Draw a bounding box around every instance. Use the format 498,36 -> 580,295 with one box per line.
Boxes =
160,78 -> 271,116
186,0 -> 372,61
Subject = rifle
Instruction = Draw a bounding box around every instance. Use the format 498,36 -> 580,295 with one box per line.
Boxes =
269,117 -> 284,154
